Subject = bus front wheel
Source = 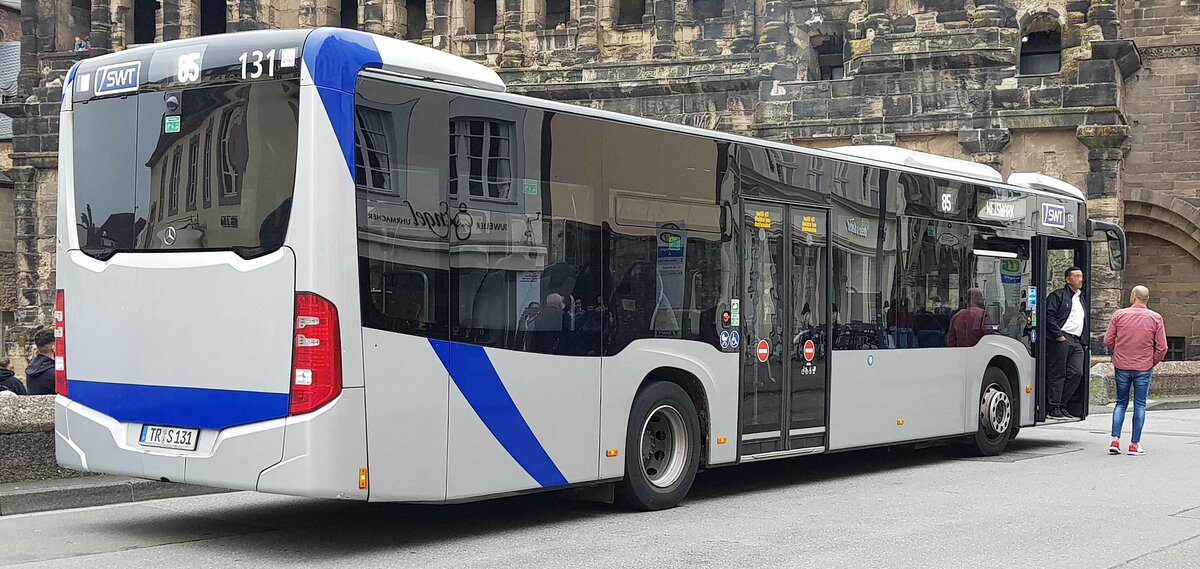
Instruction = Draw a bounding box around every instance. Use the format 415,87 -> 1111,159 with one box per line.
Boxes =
616,381 -> 701,511
971,367 -> 1014,456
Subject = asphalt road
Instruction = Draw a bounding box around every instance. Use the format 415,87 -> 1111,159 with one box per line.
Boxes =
4,409 -> 1200,569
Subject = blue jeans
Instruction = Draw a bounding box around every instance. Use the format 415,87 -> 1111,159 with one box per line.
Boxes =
1111,369 -> 1153,443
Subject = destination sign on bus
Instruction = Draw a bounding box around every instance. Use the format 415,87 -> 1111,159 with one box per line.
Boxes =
978,198 -> 1025,222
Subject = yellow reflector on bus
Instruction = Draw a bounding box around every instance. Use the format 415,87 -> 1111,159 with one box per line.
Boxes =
606,449 -> 619,457
716,436 -> 727,445
359,467 -> 368,489
1026,385 -> 1033,394
897,419 -> 905,426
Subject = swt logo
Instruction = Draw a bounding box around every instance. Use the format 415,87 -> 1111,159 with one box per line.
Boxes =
94,62 -> 141,95
1042,203 -> 1066,229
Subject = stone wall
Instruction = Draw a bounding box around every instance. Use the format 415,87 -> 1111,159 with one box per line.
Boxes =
1119,0 -> 1200,360
1090,360 -> 1200,404
0,47 -> 85,371
1125,234 -> 1200,358
0,7 -> 19,41
0,395 -> 90,483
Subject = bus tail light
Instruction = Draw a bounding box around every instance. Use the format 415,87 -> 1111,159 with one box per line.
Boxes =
290,292 -> 342,415
54,289 -> 67,396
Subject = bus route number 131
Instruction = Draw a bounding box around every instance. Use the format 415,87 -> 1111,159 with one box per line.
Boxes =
239,49 -> 278,79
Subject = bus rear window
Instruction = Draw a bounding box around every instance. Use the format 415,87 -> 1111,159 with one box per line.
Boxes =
71,80 -> 300,259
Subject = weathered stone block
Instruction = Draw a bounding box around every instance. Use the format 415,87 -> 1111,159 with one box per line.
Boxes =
991,88 -> 1027,109
791,98 -> 828,119
1077,59 -> 1118,85
1029,87 -> 1064,108
883,95 -> 913,117
1065,84 -> 1119,107
935,10 -> 969,24
828,96 -> 878,118
0,395 -> 53,434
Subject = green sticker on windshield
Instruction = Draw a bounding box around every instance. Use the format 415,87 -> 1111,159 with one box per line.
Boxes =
164,116 -> 180,134
523,179 -> 539,195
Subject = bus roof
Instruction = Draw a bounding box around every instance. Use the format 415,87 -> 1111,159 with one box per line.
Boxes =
324,29 -> 505,93
827,145 -> 1005,184
1005,173 -> 1087,201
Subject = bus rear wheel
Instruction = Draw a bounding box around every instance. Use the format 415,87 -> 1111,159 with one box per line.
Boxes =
616,381 -> 701,511
971,366 -> 1014,456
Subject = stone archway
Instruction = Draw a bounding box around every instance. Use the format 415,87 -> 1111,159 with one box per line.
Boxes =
1123,188 -> 1200,264
1122,188 -> 1200,358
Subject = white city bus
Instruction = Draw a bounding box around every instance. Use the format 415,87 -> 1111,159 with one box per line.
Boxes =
55,28 -> 1126,510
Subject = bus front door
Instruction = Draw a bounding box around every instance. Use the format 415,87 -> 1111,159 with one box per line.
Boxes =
1033,236 -> 1092,422
739,202 -> 830,457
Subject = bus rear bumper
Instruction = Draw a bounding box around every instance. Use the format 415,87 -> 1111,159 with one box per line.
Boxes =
54,389 -> 368,500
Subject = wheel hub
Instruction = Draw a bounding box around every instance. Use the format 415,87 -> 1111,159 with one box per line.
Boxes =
640,405 -> 689,488
980,384 -> 1012,438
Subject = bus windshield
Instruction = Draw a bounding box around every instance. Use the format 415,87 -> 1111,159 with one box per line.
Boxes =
71,79 -> 300,259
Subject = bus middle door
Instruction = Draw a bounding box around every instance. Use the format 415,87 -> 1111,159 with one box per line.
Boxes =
739,202 -> 830,458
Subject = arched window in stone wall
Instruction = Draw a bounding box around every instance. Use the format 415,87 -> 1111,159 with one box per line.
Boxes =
405,0 -> 427,39
473,0 -> 498,34
617,0 -> 644,25
133,0 -> 157,44
546,0 -> 571,28
200,0 -> 226,35
692,0 -> 722,20
340,0 -> 360,28
1020,15 -> 1061,74
71,0 -> 91,42
812,33 -> 845,80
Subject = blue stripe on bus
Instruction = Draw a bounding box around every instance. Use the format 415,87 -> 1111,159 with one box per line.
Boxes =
429,339 -> 569,488
67,380 -> 290,430
302,28 -> 382,177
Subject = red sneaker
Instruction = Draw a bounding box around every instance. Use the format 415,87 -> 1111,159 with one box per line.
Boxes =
1109,440 -> 1121,455
1128,443 -> 1146,456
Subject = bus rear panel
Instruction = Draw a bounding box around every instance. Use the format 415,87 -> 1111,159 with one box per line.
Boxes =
56,29 -> 371,499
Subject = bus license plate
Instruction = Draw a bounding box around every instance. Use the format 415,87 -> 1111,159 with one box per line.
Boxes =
139,425 -> 199,451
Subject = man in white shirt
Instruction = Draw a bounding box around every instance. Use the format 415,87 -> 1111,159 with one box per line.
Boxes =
1045,267 -> 1089,420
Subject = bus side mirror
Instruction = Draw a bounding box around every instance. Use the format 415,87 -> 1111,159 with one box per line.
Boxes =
1106,229 -> 1125,271
1088,219 -> 1126,272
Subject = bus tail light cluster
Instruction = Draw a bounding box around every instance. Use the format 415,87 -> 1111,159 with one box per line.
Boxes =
290,292 -> 342,415
54,289 -> 67,396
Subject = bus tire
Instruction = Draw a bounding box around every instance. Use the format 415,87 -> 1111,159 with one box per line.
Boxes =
971,366 -> 1014,456
615,381 -> 701,511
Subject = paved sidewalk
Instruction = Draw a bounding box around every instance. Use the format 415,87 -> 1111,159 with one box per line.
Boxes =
0,475 -> 228,516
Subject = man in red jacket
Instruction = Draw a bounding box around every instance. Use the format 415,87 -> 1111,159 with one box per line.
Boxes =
1103,285 -> 1168,456
947,288 -> 989,348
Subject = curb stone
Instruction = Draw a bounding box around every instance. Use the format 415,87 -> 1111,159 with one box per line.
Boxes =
0,475 -> 230,516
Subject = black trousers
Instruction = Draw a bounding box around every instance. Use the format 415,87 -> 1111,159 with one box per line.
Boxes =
1048,334 -> 1085,413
